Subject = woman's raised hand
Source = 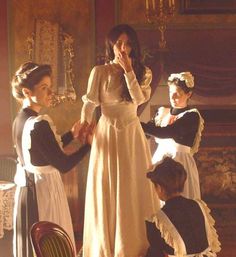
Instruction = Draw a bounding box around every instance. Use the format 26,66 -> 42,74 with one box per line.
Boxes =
117,51 -> 132,73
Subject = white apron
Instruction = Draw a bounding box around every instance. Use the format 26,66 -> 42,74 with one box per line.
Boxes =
13,115 -> 76,251
152,108 -> 204,199
148,199 -> 221,257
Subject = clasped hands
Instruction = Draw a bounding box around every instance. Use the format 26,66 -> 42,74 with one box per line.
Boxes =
71,120 -> 96,145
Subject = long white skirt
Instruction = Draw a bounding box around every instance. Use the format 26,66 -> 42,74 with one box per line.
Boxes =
83,103 -> 159,257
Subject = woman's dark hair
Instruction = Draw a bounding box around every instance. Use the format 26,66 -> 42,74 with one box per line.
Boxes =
147,157 -> 187,197
167,78 -> 192,94
11,62 -> 52,101
105,24 -> 145,101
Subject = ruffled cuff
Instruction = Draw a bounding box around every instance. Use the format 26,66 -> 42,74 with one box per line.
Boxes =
81,98 -> 97,124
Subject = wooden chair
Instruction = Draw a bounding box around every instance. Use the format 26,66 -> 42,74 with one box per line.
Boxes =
30,221 -> 76,257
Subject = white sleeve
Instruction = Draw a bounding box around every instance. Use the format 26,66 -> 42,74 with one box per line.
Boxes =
81,66 -> 101,124
124,66 -> 152,105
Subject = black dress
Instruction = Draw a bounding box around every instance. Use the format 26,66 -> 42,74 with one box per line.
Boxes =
12,108 -> 90,257
141,107 -> 200,147
145,196 -> 221,257
141,107 -> 204,199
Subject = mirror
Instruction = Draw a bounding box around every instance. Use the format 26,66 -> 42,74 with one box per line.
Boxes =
27,19 -> 76,106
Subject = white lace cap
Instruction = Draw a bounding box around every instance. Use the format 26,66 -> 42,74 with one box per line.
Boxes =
16,66 -> 39,80
168,72 -> 194,88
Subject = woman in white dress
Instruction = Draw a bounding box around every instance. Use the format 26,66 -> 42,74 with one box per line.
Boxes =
11,62 -> 91,257
141,72 -> 204,199
81,24 -> 158,257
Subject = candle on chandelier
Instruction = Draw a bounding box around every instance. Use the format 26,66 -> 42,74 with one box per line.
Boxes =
152,0 -> 156,10
160,0 -> 163,8
146,0 -> 149,10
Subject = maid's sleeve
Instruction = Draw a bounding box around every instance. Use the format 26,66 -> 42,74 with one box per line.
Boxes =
32,118 -> 90,173
145,220 -> 166,257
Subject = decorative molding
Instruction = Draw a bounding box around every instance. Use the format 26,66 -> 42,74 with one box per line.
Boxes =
116,0 -> 236,30
26,19 -> 77,106
35,19 -> 59,96
61,32 -> 76,102
180,0 -> 236,15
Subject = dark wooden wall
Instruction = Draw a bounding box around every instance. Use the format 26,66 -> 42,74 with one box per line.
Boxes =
0,0 -> 12,155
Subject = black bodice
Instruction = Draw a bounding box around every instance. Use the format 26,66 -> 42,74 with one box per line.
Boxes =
12,108 -> 90,173
141,107 -> 200,147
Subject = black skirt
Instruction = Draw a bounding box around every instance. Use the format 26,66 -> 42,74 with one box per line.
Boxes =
13,172 -> 38,257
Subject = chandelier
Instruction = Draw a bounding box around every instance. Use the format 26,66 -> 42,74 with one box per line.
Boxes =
145,0 -> 175,50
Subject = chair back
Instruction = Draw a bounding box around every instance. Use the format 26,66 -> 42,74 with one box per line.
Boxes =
0,155 -> 17,182
30,221 -> 76,257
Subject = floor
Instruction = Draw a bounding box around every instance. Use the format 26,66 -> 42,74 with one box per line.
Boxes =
0,228 -> 235,257
0,230 -> 13,257
76,227 -> 236,257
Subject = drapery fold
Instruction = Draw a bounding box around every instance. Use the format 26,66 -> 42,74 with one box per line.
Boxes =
165,53 -> 236,97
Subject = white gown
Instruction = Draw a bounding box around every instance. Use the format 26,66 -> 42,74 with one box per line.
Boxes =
81,63 -> 159,257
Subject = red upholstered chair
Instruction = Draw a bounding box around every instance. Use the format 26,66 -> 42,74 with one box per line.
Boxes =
30,221 -> 76,257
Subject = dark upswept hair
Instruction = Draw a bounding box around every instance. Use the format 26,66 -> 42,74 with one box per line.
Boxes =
105,24 -> 146,101
147,157 -> 187,196
167,78 -> 192,94
11,62 -> 52,101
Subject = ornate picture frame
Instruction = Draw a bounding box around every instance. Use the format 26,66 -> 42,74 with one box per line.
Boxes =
27,19 -> 77,106
180,0 -> 236,14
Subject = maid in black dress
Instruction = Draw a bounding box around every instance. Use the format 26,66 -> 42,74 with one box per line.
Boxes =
11,62 -> 91,257
142,72 -> 204,199
145,157 -> 221,257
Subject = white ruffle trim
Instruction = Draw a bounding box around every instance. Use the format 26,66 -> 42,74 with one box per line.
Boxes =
147,199 -> 221,257
148,210 -> 187,256
154,107 -> 204,155
22,114 -> 63,173
15,115 -> 63,186
169,246 -> 217,257
195,200 -> 221,254
176,109 -> 204,155
23,114 -> 63,151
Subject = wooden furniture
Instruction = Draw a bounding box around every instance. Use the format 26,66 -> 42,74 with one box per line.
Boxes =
30,221 -> 76,257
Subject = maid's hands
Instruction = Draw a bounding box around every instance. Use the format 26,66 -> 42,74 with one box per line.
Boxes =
71,120 -> 96,145
85,122 -> 96,145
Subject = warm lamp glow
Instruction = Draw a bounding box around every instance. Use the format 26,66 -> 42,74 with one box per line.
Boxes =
145,0 -> 175,49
